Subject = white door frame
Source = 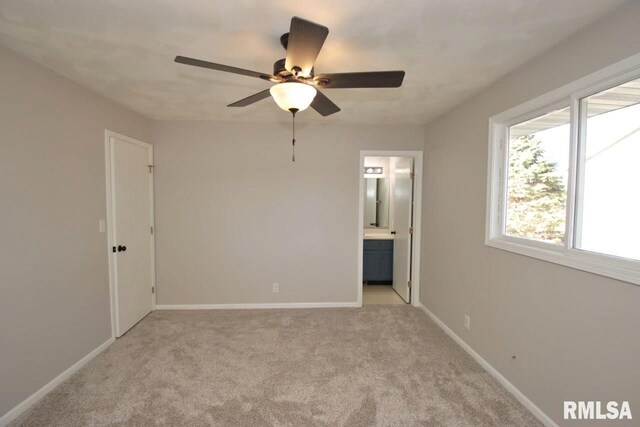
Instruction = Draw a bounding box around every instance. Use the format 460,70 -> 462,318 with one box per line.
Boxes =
358,150 -> 423,307
104,129 -> 156,338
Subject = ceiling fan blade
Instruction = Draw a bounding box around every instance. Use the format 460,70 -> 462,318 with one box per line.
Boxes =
227,89 -> 272,107
311,90 -> 341,116
285,17 -> 329,77
314,71 -> 405,88
175,56 -> 274,81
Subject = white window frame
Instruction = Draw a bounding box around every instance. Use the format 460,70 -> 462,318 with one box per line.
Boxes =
486,53 -> 640,287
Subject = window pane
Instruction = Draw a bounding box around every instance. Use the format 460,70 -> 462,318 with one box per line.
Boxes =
576,78 -> 640,260
506,107 -> 570,244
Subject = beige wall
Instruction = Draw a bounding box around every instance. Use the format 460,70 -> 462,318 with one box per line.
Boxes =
0,45 -> 151,416
152,121 -> 424,305
419,3 -> 640,426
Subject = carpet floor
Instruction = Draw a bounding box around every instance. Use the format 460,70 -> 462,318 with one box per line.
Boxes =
12,306 -> 541,426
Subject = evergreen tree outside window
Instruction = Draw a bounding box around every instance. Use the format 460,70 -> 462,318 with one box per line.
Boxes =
506,107 -> 570,244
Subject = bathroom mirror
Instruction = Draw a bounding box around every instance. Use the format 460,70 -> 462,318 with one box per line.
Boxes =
364,178 -> 390,228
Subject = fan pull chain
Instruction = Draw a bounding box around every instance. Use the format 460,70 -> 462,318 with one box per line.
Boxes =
290,108 -> 298,162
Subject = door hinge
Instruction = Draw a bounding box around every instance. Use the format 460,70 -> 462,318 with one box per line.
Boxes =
407,280 -> 412,289
409,227 -> 414,234
150,226 -> 154,234
148,165 -> 154,173
410,171 -> 415,180
152,286 -> 155,294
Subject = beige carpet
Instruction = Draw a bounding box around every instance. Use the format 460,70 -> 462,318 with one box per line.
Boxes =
12,306 -> 541,426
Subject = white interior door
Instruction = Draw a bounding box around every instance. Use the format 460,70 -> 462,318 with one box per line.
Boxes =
108,133 -> 154,337
392,157 -> 414,303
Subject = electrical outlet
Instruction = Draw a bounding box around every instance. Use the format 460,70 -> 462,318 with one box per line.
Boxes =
99,219 -> 106,233
272,283 -> 279,293
464,314 -> 471,330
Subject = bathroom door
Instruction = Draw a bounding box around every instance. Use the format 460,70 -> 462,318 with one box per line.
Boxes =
392,157 -> 413,303
107,132 -> 155,337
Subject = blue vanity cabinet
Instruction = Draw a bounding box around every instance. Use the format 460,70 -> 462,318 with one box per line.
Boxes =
378,249 -> 393,281
363,239 -> 394,283
363,248 -> 379,282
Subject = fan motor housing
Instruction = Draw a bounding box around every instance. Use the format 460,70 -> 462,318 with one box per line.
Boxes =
273,58 -> 316,81
273,58 -> 315,79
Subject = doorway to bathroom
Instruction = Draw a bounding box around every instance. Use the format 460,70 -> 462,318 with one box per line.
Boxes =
358,151 -> 423,306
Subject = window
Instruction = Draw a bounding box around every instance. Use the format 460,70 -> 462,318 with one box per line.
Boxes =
575,79 -> 640,261
506,106 -> 570,245
487,56 -> 640,286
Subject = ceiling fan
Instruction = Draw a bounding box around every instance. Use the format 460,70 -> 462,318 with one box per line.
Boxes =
175,16 -> 405,115
175,16 -> 405,159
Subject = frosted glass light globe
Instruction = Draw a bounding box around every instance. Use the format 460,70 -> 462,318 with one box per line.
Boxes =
270,82 -> 317,112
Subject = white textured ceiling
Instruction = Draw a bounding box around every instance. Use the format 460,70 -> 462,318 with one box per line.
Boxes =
0,0 -> 625,124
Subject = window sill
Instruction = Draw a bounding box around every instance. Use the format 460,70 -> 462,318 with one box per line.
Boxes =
485,237 -> 640,287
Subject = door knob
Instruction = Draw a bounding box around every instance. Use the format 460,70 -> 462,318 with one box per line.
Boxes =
117,245 -> 127,252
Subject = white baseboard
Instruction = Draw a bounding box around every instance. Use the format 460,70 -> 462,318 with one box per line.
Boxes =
417,304 -> 557,427
155,302 -> 360,310
0,337 -> 115,427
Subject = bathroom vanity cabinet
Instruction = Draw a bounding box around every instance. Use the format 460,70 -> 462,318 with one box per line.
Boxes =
363,239 -> 394,283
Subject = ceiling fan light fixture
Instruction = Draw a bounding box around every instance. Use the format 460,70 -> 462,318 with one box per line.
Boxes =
270,82 -> 317,112
175,17 -> 405,161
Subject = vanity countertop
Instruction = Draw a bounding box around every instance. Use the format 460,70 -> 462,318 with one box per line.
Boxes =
363,233 -> 394,240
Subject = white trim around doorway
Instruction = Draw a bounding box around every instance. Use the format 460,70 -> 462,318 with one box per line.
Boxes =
358,150 -> 423,307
